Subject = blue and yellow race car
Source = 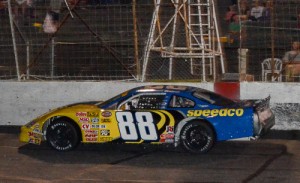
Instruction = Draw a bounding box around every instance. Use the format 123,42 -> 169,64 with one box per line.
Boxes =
20,85 -> 275,153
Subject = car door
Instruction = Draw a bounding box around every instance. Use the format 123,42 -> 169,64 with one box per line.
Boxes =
114,93 -> 172,143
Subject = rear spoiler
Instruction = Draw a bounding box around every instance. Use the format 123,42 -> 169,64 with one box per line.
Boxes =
254,95 -> 271,112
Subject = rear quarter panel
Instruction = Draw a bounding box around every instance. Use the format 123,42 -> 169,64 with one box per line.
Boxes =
185,107 -> 254,141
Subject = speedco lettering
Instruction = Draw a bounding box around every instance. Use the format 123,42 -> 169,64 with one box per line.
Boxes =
187,108 -> 244,117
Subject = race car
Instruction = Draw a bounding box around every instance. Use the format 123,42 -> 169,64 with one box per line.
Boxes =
19,85 -> 275,153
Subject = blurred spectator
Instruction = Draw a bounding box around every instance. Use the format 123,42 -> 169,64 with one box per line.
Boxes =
86,0 -> 114,6
43,0 -> 63,33
0,0 -> 7,15
238,0 -> 250,21
225,5 -> 237,24
0,0 -> 6,9
68,0 -> 87,6
27,0 -> 37,18
282,41 -> 300,81
231,0 -> 237,5
249,0 -> 265,21
229,14 -> 241,35
282,41 -> 300,63
13,0 -> 28,20
99,0 -> 113,4
228,14 -> 246,43
68,0 -> 78,5
87,0 -> 99,6
50,0 -> 63,13
262,0 -> 272,21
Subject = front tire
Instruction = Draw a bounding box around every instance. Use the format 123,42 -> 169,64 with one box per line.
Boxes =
180,121 -> 215,154
46,119 -> 79,151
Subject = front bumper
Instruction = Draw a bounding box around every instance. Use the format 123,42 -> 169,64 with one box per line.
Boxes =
19,126 -> 43,145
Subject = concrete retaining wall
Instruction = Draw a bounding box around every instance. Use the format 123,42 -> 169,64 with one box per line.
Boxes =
1,81 -> 299,130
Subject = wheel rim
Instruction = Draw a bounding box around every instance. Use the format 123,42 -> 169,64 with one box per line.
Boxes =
185,126 -> 211,150
49,125 -> 75,149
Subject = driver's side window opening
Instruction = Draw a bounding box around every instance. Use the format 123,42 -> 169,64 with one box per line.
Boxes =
169,95 -> 195,108
119,94 -> 166,110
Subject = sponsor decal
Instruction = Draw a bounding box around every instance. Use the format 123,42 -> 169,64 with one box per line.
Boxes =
91,118 -> 99,123
84,130 -> 98,142
85,133 -> 98,138
85,130 -> 98,134
160,133 -> 175,139
87,112 -> 99,117
92,124 -> 99,128
91,124 -> 106,129
79,117 -> 90,122
101,111 -> 112,117
159,138 -> 174,143
100,129 -> 110,136
85,130 -> 98,138
166,126 -> 174,133
81,124 -> 90,130
187,108 -> 244,117
76,112 -> 87,117
29,138 -> 41,145
99,137 -> 113,142
33,128 -> 41,133
165,139 -> 174,143
86,138 -> 97,142
32,127 -> 42,135
28,132 -> 42,138
101,119 -> 111,123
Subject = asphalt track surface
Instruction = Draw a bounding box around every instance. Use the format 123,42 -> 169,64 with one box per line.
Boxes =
1,127 -> 300,183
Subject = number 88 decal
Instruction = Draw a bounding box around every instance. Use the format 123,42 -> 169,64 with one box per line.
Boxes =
116,112 -> 158,141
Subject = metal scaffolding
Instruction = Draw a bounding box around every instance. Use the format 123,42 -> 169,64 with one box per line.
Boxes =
142,0 -> 224,81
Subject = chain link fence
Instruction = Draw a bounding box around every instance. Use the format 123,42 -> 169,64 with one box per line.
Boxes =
0,0 -> 150,81
0,0 -> 300,82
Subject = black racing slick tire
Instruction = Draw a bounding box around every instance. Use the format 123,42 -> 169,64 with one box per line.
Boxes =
46,119 -> 80,152
180,121 -> 215,154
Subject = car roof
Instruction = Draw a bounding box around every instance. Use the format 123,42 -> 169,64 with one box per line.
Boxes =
130,85 -> 207,94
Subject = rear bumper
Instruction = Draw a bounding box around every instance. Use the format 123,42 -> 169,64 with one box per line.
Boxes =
263,112 -> 275,132
253,111 -> 275,136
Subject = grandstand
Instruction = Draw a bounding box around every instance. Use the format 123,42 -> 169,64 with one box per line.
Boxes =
0,0 -> 299,81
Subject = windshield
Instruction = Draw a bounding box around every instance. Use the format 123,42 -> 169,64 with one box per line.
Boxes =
193,89 -> 236,106
96,93 -> 123,108
95,87 -> 139,109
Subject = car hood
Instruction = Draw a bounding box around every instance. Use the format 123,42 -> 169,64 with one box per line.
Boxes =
54,101 -> 103,113
32,101 -> 103,122
64,101 -> 102,107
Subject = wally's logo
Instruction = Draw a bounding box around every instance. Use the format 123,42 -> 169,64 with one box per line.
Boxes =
76,112 -> 87,117
187,108 -> 244,117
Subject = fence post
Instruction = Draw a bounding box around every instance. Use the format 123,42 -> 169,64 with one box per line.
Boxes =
26,41 -> 30,79
7,0 -> 21,81
51,38 -> 55,78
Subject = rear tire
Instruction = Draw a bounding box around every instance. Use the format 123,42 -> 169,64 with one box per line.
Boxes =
180,121 -> 215,154
46,119 -> 79,151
